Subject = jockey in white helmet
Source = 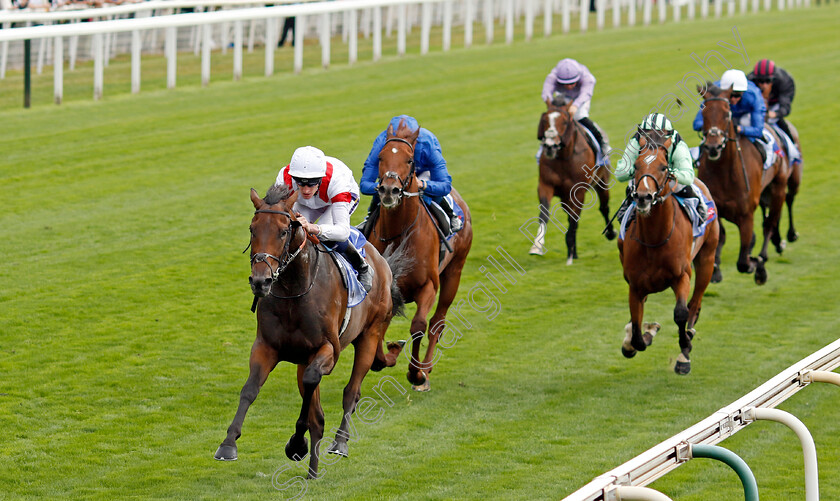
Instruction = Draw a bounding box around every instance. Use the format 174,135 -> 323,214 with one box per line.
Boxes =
276,146 -> 372,292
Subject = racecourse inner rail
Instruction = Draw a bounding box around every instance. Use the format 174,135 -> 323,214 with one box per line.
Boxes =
0,0 -> 813,104
564,337 -> 840,501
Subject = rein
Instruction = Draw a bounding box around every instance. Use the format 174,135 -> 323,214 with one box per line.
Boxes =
373,202 -> 421,243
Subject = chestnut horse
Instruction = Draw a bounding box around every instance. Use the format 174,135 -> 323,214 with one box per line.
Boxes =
759,82 -> 804,246
370,121 -> 473,392
530,96 -> 617,262
696,85 -> 789,285
619,131 -> 719,375
215,185 -> 407,478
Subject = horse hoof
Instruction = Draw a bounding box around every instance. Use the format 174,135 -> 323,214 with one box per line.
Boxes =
621,345 -> 637,358
775,240 -> 786,254
674,360 -> 691,375
605,227 -> 617,241
565,257 -> 574,266
214,444 -> 238,461
711,266 -> 723,284
407,369 -> 427,386
788,230 -> 799,242
285,434 -> 308,461
411,371 -> 430,392
327,441 -> 349,457
754,269 -> 767,285
631,337 -> 648,352
387,340 -> 406,352
529,244 -> 546,256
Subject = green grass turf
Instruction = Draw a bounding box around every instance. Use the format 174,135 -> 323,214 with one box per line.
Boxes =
1,3 -> 839,500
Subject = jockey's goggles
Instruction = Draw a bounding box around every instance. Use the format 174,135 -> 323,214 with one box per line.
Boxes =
293,176 -> 322,187
754,77 -> 773,84
730,92 -> 744,99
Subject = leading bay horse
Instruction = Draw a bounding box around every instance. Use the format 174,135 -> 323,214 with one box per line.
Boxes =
759,82 -> 804,246
215,185 -> 407,478
619,131 -> 719,375
530,95 -> 617,262
370,121 -> 473,392
696,84 -> 790,285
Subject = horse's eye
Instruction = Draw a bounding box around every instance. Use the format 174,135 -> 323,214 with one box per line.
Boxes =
660,165 -> 667,172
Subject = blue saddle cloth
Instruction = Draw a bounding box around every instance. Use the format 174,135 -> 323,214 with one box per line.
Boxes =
323,227 -> 368,307
619,188 -> 716,240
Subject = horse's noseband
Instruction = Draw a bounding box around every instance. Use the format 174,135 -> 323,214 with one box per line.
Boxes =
633,172 -> 672,207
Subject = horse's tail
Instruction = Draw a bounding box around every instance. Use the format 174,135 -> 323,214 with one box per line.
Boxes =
382,240 -> 413,319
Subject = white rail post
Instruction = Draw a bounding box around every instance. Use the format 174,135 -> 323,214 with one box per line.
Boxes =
349,9 -> 358,64
166,26 -> 176,89
233,21 -> 243,81
701,0 -> 709,17
202,23 -> 211,86
362,8 -> 371,39
294,15 -> 305,74
579,0 -> 588,32
714,0 -> 722,17
751,0 -> 759,11
93,33 -> 104,100
1,22 -> 9,79
688,0 -> 695,19
727,0 -> 735,15
629,0 -> 637,24
673,0 -> 681,22
53,36 -> 63,105
484,0 -> 493,44
763,0 -> 771,11
643,0 -> 652,25
320,12 -> 329,69
465,0 -> 474,46
658,0 -> 666,23
596,0 -> 605,29
562,0 -> 570,33
248,19 -> 256,52
69,21 -> 79,71
505,0 -> 514,43
221,22 -> 229,55
131,30 -> 141,94
740,0 -> 748,12
421,2 -> 431,54
746,407 -> 819,501
373,6 -> 382,61
544,0 -> 553,36
443,0 -> 452,51
37,22 -> 49,75
525,0 -> 534,40
612,0 -> 620,27
397,4 -> 406,55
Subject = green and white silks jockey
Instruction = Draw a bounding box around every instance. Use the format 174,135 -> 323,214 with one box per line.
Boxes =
614,113 -> 707,224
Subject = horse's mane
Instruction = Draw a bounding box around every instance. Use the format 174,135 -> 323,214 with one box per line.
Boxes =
264,183 -> 292,205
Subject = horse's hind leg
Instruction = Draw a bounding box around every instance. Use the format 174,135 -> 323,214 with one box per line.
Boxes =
712,224 -> 725,283
736,218 -> 757,275
672,273 -> 692,375
564,203 -> 581,265
786,140 -> 803,242
215,341 -> 279,461
329,329 -> 380,457
286,344 -> 334,478
688,225 -> 720,332
622,288 -> 650,357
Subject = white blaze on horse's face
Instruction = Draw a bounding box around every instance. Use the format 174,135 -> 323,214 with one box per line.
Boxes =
542,111 -> 563,159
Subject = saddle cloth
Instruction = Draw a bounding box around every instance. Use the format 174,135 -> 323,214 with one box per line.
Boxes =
619,186 -> 716,240
579,123 -> 609,167
323,227 -> 368,307
426,194 -> 465,240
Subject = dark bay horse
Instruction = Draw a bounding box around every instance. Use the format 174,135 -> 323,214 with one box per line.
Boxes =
370,121 -> 473,392
759,82 -> 804,246
696,85 -> 790,285
618,131 -> 719,375
215,185 -> 406,478
530,96 -> 616,262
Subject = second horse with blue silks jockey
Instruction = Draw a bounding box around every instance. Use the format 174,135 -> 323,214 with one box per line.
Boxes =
276,146 -> 374,292
691,69 -> 776,170
615,113 -> 708,226
357,115 -> 462,237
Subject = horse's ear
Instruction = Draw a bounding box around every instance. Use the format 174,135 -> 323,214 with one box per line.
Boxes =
250,188 -> 262,209
386,123 -> 395,138
408,127 -> 420,145
285,190 -> 299,210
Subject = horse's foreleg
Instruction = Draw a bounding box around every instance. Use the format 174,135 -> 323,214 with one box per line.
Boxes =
673,273 -> 692,375
689,227 -> 719,330
622,287 -> 648,356
328,329 -> 380,458
215,340 -> 279,461
786,155 -> 802,242
286,344 -> 334,478
406,282 -> 437,390
530,183 -> 553,255
765,175 -> 788,258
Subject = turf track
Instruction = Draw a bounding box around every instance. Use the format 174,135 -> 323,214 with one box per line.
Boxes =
1,4 -> 839,500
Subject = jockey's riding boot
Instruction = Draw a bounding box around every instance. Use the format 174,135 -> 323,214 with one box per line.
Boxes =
343,244 -> 373,293
616,183 -> 633,223
578,117 -> 611,163
675,185 -> 707,222
440,198 -> 462,232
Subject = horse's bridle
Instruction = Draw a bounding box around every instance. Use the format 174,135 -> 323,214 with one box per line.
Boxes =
542,107 -> 572,154
699,97 -> 736,151
377,138 -> 421,203
247,209 -> 320,300
632,141 -> 674,207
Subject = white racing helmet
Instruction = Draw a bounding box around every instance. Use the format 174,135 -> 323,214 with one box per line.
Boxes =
720,69 -> 748,92
288,146 -> 327,179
